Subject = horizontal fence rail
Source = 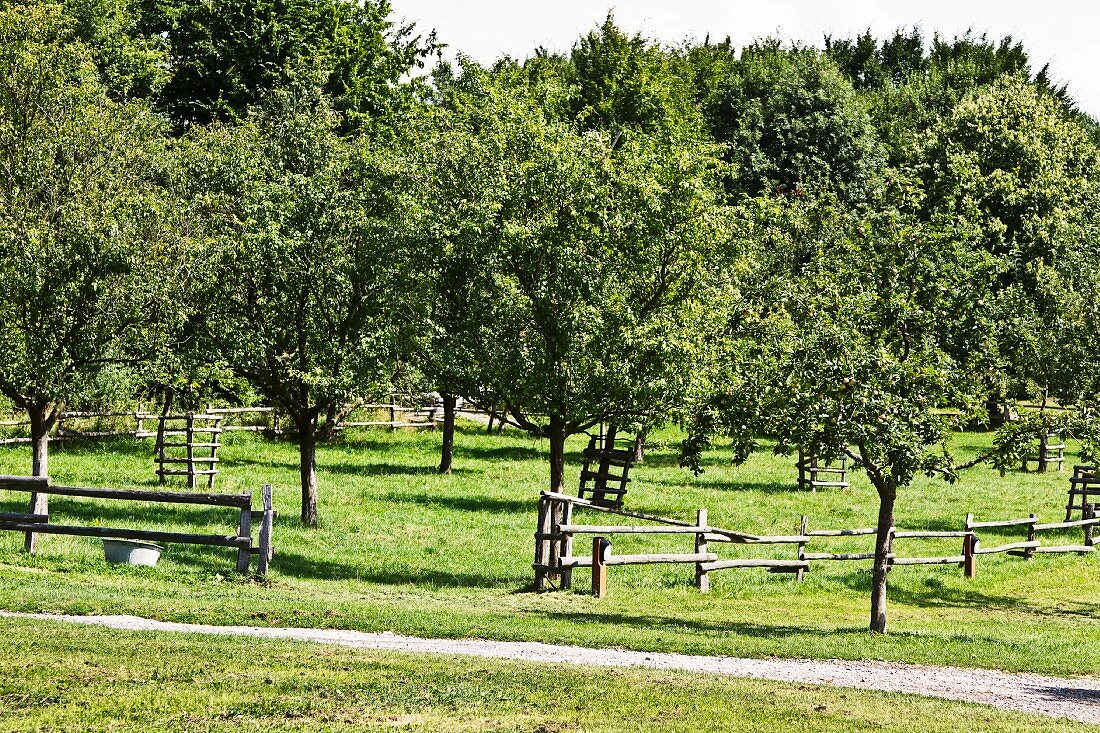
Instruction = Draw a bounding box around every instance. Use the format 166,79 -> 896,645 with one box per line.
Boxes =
0,476 -> 274,574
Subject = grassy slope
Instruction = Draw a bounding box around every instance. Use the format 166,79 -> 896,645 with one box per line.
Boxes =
0,423 -> 1097,676
0,617 -> 1091,733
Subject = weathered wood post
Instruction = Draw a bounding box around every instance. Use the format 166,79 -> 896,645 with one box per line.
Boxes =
592,536 -> 609,598
155,413 -> 167,485
257,484 -> 274,575
1085,505 -> 1095,548
388,395 -> 397,431
236,495 -> 253,574
963,514 -> 977,579
797,515 -> 809,581
185,412 -> 196,489
533,495 -> 551,590
559,500 -> 574,589
1025,513 -> 1037,559
694,509 -> 709,592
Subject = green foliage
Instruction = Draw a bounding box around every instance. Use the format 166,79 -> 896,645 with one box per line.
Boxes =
693,42 -> 886,204
477,83 -> 731,431
0,3 -> 185,428
923,76 -> 1100,405
687,196 -> 998,485
186,86 -> 411,416
183,83 -> 416,520
54,0 -> 168,99
923,76 -> 1099,266
149,0 -> 435,131
567,13 -> 701,138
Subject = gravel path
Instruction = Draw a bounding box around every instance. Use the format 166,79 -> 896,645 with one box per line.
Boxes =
6,611 -> 1100,724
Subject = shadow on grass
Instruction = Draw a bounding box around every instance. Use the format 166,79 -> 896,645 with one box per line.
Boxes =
231,455 -> 477,479
840,572 -> 1043,614
379,491 -> 534,515
459,444 -> 544,462
271,547 -> 525,589
44,498 -> 238,528
533,607 -> 861,639
644,478 -> 799,494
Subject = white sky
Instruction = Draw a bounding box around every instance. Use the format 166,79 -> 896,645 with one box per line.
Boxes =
391,1 -> 1100,118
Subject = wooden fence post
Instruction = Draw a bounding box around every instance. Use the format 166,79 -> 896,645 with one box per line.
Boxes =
560,501 -> 574,589
236,500 -> 252,574
1025,513 -> 1037,559
695,508 -> 709,592
257,484 -> 274,576
963,514 -> 977,579
797,515 -> 809,581
1085,505 -> 1095,548
389,395 -> 397,431
592,536 -> 609,598
533,496 -> 550,590
185,412 -> 196,489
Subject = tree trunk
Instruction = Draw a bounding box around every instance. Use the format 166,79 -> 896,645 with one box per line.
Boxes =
161,387 -> 175,417
318,401 -> 339,441
438,393 -> 457,474
25,402 -> 60,552
296,414 -> 319,527
869,483 -> 896,633
548,418 -> 567,494
633,428 -> 647,463
986,395 -> 1004,430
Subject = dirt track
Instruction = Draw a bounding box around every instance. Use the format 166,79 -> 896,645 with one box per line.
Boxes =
6,611 -> 1100,724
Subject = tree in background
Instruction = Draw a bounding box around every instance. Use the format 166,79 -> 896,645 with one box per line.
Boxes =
826,29 -> 1089,168
144,0 -> 435,131
689,41 -> 885,205
923,75 -> 1100,423
566,13 -> 700,138
684,195 -> 1000,632
184,85 -> 413,525
451,72 -> 734,493
397,95 -> 509,474
0,3 -> 186,539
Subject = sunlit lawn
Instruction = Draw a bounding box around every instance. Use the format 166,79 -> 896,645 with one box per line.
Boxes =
0,422 -> 1097,676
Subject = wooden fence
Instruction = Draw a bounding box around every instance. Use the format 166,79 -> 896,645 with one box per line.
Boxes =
0,476 -> 274,574
534,492 -> 1099,596
0,398 -> 501,446
0,406 -> 278,445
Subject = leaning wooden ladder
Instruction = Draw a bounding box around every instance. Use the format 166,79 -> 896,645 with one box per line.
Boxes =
577,434 -> 635,509
155,413 -> 223,489
796,449 -> 849,491
1066,464 -> 1100,520
1023,432 -> 1066,472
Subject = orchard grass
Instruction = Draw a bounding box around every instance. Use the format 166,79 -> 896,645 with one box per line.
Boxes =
0,617 -> 1093,733
0,423 -> 1098,676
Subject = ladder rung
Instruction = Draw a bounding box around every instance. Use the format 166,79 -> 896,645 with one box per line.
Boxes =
157,457 -> 219,463
159,442 -> 220,448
